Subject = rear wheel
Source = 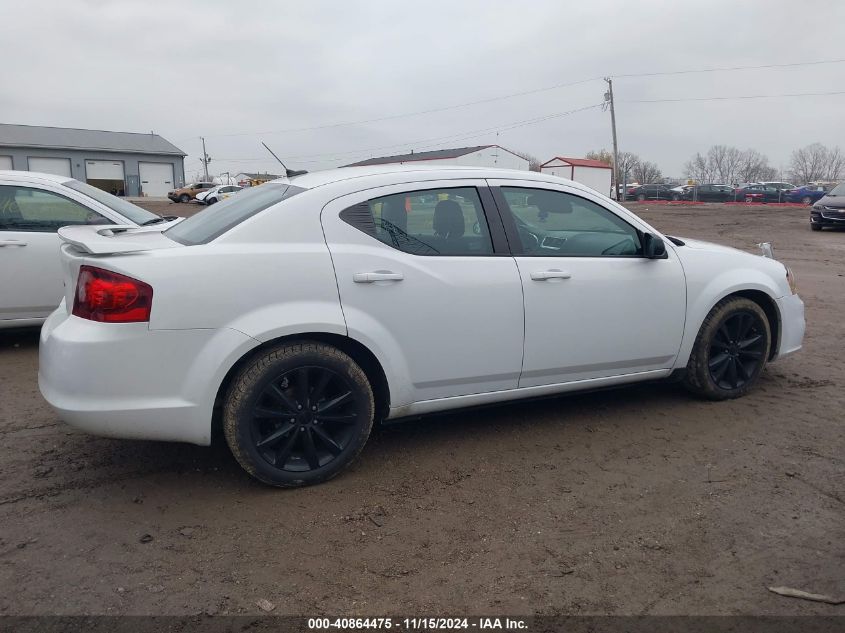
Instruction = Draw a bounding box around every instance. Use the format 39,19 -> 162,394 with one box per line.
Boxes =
224,341 -> 375,487
637,193 -> 646,202
801,196 -> 812,206
684,297 -> 771,400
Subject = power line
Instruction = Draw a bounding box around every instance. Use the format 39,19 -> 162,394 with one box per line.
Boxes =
621,90 -> 845,104
186,57 -> 845,141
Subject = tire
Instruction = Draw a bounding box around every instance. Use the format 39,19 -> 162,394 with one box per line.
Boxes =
683,297 -> 771,400
637,193 -> 646,202
206,197 -> 216,206
179,194 -> 190,203
810,223 -> 822,231
801,196 -> 812,206
224,341 -> 375,487
672,193 -> 680,201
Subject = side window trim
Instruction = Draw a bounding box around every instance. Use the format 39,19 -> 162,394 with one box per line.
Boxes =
489,184 -> 645,258
339,184 -> 511,257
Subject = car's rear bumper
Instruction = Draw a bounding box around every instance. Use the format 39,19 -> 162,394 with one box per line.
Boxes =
38,306 -> 257,446
773,293 -> 805,361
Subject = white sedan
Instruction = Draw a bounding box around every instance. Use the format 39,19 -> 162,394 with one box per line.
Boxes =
196,184 -> 243,205
39,165 -> 805,487
0,170 -> 176,328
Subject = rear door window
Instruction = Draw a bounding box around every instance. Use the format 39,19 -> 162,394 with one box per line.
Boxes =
340,187 -> 493,256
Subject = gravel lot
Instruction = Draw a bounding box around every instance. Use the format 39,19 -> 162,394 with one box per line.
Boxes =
0,199 -> 841,616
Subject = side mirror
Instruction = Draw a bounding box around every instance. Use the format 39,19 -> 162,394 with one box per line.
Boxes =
642,232 -> 667,259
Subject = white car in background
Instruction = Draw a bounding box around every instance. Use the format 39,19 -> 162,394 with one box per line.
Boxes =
0,171 -> 176,328
39,165 -> 805,487
196,184 -> 243,205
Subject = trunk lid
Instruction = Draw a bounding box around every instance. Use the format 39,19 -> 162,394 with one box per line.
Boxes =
57,225 -> 183,313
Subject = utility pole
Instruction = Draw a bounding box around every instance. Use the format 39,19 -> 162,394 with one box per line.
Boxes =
201,136 -> 210,181
604,77 -> 619,199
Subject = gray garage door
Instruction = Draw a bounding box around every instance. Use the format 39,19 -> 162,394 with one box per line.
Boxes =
28,157 -> 72,177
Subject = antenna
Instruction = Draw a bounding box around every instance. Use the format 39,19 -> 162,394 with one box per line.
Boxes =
261,142 -> 307,178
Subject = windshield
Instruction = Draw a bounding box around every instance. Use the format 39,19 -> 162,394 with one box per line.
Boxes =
827,183 -> 845,196
166,183 -> 305,245
63,179 -> 158,225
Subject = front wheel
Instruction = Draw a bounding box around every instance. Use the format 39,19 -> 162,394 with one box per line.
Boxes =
637,193 -> 646,202
683,297 -> 771,400
224,341 -> 375,487
206,197 -> 217,205
810,223 -> 822,231
179,194 -> 190,203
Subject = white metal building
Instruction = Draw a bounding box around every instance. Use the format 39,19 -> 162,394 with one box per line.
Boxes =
540,157 -> 613,197
346,145 -> 529,171
0,124 -> 186,197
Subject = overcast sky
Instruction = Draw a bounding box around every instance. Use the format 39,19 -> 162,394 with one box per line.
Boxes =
3,0 -> 843,179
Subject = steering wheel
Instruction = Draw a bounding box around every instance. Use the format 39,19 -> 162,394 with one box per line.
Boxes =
518,226 -> 540,251
601,238 -> 632,256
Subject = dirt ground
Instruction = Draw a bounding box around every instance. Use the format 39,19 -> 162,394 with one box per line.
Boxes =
0,199 -> 842,616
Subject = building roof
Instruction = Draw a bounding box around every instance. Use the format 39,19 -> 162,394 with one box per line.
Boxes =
541,157 -> 612,169
344,145 -> 508,167
0,123 -> 186,156
237,172 -> 281,180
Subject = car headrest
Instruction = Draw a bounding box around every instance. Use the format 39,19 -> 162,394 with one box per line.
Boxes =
433,200 -> 465,238
528,191 -> 572,214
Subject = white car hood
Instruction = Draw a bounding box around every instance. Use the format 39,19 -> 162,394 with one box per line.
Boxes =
674,236 -> 748,256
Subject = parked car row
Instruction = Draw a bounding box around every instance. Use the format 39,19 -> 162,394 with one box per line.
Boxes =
625,181 -> 837,205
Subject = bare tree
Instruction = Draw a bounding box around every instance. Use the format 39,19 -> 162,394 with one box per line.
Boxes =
823,146 -> 845,181
684,152 -> 712,183
790,143 -> 833,183
615,151 -> 640,183
736,149 -> 774,183
585,149 -> 614,165
632,160 -> 662,184
512,149 -> 543,172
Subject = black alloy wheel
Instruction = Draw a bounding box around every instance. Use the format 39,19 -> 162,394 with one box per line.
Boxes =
684,297 -> 771,400
224,341 -> 374,487
250,366 -> 359,472
707,311 -> 766,390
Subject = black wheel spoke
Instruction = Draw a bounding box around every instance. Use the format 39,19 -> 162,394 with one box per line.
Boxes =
739,334 -> 762,349
739,349 -> 763,359
273,427 -> 300,467
717,324 -> 732,345
310,370 -> 333,405
295,368 -> 310,409
709,352 -> 730,370
712,356 -> 731,382
267,383 -> 298,413
739,314 -> 754,338
318,391 -> 353,414
302,429 -> 320,469
254,406 -> 288,419
312,425 -> 343,455
735,359 -> 750,380
727,358 -> 739,388
317,413 -> 357,423
256,421 -> 295,448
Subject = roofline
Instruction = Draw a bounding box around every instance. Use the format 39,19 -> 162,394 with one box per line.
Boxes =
0,123 -> 186,156
540,157 -> 612,169
0,141 -> 186,156
346,144 -> 532,167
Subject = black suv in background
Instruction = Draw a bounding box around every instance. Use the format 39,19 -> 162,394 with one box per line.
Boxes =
680,184 -> 737,202
810,182 -> 845,231
625,184 -> 674,201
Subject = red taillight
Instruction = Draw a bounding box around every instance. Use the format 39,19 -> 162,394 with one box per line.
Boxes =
72,265 -> 153,323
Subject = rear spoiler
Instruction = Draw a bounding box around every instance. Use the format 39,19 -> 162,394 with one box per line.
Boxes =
58,223 -> 183,255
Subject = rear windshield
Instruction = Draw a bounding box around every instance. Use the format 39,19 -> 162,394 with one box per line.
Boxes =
828,183 -> 845,196
63,179 -> 158,225
166,183 -> 305,245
